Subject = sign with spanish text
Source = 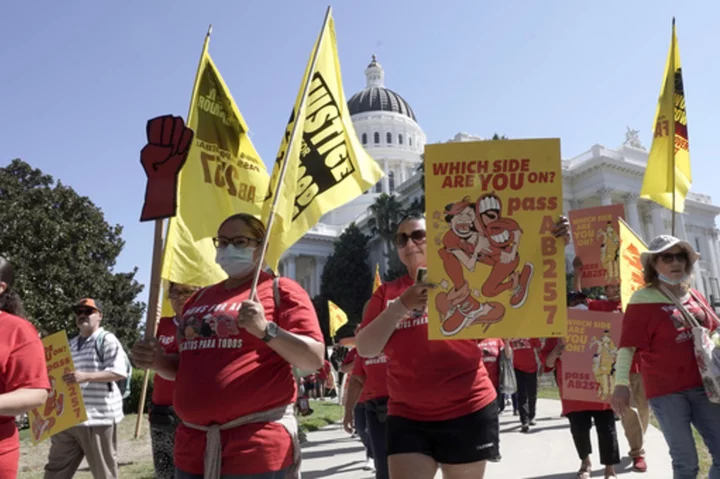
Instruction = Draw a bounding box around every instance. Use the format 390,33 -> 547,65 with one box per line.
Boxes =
561,309 -> 623,403
425,138 -> 567,340
569,205 -> 626,288
28,331 -> 87,444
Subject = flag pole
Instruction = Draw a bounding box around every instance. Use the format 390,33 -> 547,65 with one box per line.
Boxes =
134,23 -> 213,440
250,6 -> 333,299
671,17 -> 676,237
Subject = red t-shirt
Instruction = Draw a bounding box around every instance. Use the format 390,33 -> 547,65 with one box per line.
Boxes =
540,338 -> 612,415
173,273 -> 323,475
588,299 -> 641,373
360,275 -> 496,421
478,339 -> 504,390
351,353 -> 389,402
152,316 -> 178,406
317,360 -> 330,381
0,313 -> 50,477
619,288 -> 717,399
509,338 -> 542,373
342,348 -> 357,368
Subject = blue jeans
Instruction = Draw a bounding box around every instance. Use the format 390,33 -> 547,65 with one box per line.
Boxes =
355,402 -> 373,459
175,468 -> 288,479
365,397 -> 389,479
650,387 -> 720,479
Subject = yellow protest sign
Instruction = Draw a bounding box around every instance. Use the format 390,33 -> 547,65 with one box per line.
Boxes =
618,218 -> 648,311
28,331 -> 87,444
373,264 -> 382,293
425,138 -> 567,339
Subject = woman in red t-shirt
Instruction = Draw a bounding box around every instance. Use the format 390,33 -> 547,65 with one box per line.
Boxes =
355,213 -> 571,479
148,282 -> 198,479
612,235 -> 720,478
132,214 -> 324,479
0,256 -> 50,478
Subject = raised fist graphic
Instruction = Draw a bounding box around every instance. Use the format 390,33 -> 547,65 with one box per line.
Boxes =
140,115 -> 194,221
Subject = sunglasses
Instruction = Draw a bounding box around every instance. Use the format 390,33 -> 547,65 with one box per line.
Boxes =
75,307 -> 96,316
169,289 -> 196,300
659,252 -> 688,264
394,229 -> 427,248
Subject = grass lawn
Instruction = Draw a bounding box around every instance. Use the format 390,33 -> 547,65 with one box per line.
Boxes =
537,383 -> 712,477
17,402 -> 345,478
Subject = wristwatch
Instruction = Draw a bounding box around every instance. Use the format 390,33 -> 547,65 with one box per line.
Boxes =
262,322 -> 279,343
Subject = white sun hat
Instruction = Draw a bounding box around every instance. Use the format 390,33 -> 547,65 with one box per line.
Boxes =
640,235 -> 700,270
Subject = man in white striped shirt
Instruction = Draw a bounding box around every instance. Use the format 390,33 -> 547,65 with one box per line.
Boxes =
44,298 -> 128,479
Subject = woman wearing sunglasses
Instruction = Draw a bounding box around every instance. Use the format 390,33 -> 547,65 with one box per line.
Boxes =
612,235 -> 720,478
132,213 -> 324,479
355,213 -> 570,479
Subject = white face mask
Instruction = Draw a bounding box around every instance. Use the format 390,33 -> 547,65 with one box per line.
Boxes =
659,273 -> 688,286
216,245 -> 256,278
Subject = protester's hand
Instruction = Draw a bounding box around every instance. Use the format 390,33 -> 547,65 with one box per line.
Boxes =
400,282 -> 435,311
237,299 -> 269,339
62,371 -> 89,385
342,410 -> 354,435
552,216 -> 571,245
611,385 -> 631,416
131,338 -> 162,370
140,115 -> 194,221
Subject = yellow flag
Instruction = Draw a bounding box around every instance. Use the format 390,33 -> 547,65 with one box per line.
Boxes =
160,32 -> 269,299
262,8 -> 384,272
618,219 -> 648,312
328,300 -> 349,339
641,18 -> 691,213
373,263 -> 382,293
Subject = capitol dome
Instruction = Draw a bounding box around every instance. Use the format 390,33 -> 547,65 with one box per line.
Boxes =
348,56 -> 416,121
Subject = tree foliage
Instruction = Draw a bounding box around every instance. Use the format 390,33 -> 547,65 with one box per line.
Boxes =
0,159 -> 145,348
319,223 -> 373,341
368,194 -> 408,281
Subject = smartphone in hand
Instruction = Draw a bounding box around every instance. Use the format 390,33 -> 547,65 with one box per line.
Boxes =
415,267 -> 427,284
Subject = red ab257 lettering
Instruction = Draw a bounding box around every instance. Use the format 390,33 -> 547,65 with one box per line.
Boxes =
200,152 -> 257,203
540,215 -> 559,328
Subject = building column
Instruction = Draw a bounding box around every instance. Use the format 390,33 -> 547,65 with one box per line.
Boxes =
650,205 -> 666,237
563,198 -> 571,215
598,187 -> 613,206
570,198 -> 583,210
676,213 -> 688,240
623,193 -> 642,235
382,159 -> 390,194
315,256 -> 326,297
705,229 -> 720,292
285,254 -> 297,281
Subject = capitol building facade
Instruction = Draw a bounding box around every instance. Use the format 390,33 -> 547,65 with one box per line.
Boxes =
277,57 -> 720,307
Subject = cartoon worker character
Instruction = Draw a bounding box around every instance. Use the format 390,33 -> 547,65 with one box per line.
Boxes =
597,221 -> 620,282
436,196 -> 506,336
474,193 -> 534,307
30,375 -> 64,441
590,330 -> 617,399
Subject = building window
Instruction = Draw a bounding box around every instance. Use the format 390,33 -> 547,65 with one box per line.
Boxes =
696,237 -> 702,254
362,133 -> 367,144
375,182 -> 382,193
374,132 -> 380,144
389,171 -> 395,192
386,132 -> 392,144
399,134 -> 404,145
409,136 -> 413,146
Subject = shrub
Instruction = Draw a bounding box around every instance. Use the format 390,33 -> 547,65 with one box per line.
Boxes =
123,368 -> 155,414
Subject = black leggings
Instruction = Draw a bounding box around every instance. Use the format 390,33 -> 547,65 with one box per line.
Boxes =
514,369 -> 537,424
566,410 -> 620,465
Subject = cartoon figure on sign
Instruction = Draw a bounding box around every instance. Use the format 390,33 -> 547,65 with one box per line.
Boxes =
590,330 -> 617,399
597,221 -> 620,282
435,196 -> 505,336
474,193 -> 534,307
30,374 -> 66,441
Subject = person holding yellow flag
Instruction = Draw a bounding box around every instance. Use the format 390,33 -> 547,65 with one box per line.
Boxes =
132,213 -> 324,479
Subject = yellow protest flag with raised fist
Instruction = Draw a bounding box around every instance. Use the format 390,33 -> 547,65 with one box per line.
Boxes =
618,219 -> 648,312
161,32 -> 269,298
328,300 -> 349,340
641,18 -> 691,213
262,8 -> 384,272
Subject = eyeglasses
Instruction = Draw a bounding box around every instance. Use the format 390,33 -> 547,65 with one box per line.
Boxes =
394,229 -> 427,248
659,252 -> 688,264
169,289 -> 196,300
75,307 -> 96,316
212,236 -> 262,249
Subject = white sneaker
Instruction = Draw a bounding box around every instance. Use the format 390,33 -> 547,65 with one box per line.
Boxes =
363,458 -> 375,471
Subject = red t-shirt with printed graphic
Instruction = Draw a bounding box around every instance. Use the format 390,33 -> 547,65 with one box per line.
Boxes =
342,348 -> 358,368
173,272 -> 323,475
587,299 -> 641,373
478,338 -> 504,390
152,316 -> 178,406
351,353 -> 389,402
619,288 -> 718,399
509,338 -> 542,373
360,274 -> 496,422
0,312 -> 50,477
540,338 -> 613,415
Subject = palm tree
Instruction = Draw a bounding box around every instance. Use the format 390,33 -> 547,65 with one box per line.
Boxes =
368,193 -> 408,280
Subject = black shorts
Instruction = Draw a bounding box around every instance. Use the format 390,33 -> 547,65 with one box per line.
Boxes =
386,400 -> 499,464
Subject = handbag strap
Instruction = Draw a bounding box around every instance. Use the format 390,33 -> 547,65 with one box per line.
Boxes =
658,285 -> 701,329
688,290 -> 720,329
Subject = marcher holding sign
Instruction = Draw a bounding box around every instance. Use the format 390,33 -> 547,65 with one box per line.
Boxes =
425,138 -> 567,339
569,205 -> 625,287
0,255 -> 50,477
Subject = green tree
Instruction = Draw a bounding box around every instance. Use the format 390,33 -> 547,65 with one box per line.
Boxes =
0,159 -> 145,348
319,223 -> 372,341
368,194 -> 407,281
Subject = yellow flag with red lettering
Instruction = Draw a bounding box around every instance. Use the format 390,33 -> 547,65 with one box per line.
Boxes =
641,18 -> 691,213
618,218 -> 648,312
373,264 -> 382,293
328,300 -> 349,340
262,8 -> 384,272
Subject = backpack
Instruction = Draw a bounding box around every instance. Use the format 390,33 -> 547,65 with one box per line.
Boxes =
94,330 -> 133,399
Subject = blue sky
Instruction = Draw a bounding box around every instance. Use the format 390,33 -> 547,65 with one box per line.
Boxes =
2,1 -> 719,303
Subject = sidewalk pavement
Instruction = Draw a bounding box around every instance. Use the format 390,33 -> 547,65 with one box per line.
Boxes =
301,398 -> 673,478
